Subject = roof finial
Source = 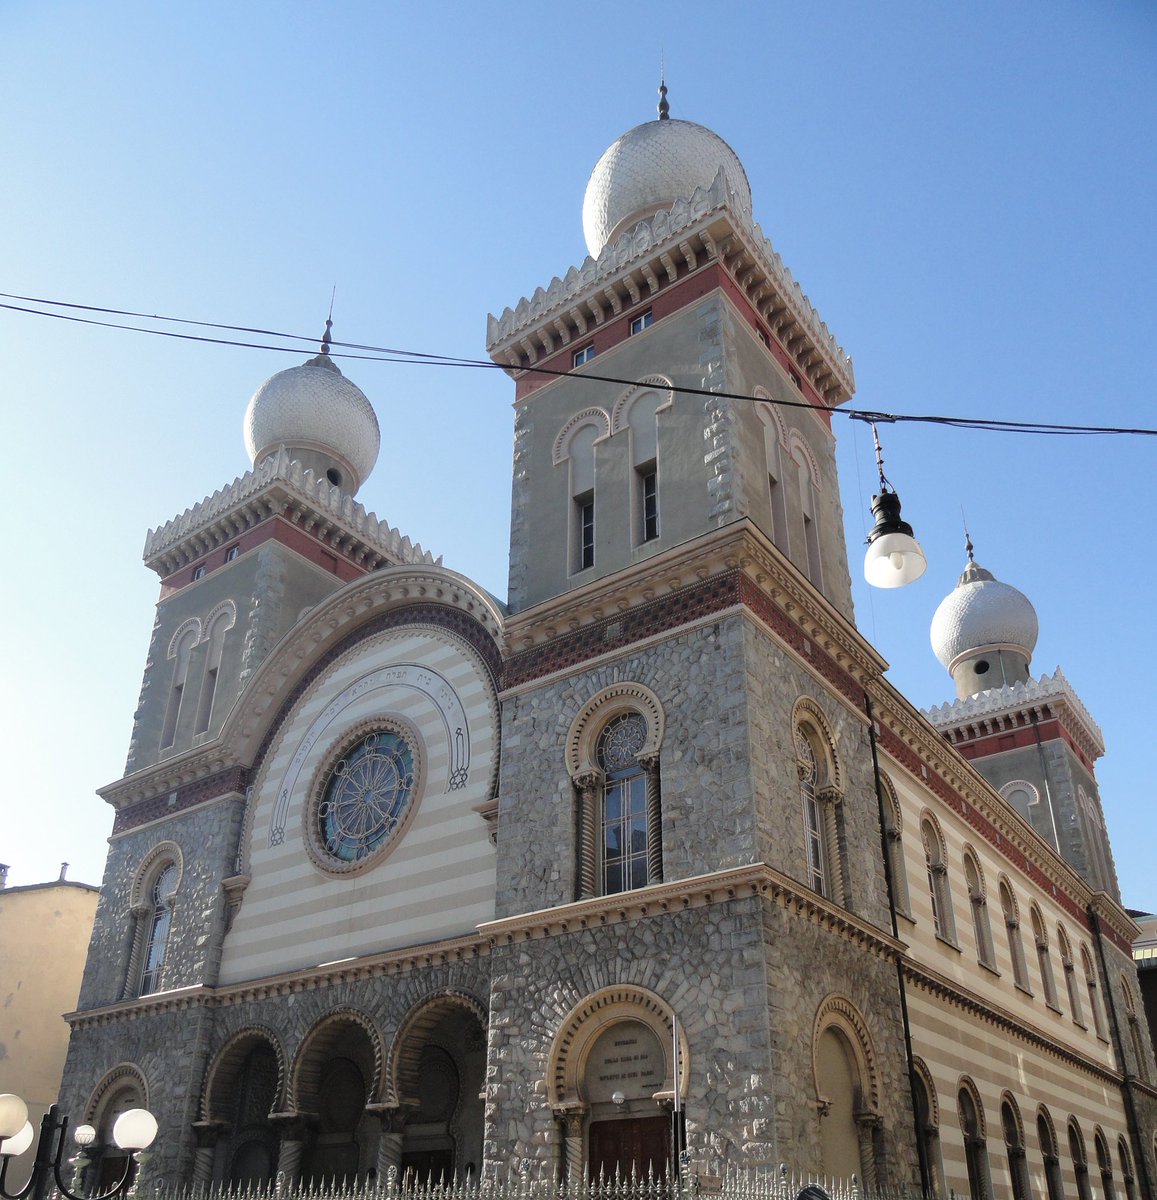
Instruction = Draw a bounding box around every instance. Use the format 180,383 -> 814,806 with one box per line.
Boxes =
658,55 -> 669,121
962,509 -> 975,563
321,285 -> 336,356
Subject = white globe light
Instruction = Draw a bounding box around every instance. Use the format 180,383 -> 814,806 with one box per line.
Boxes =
864,531 -> 927,588
111,1109 -> 158,1152
0,1095 -> 28,1141
74,1124 -> 97,1147
0,1120 -> 34,1158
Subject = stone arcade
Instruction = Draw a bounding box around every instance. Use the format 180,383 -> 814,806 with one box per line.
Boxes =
59,97 -> 1157,1199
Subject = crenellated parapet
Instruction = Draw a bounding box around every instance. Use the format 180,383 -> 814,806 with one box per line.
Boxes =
143,446 -> 440,577
486,169 -> 855,404
923,667 -> 1106,764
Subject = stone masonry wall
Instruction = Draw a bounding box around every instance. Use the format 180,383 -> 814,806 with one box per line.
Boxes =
77,794 -> 245,1009
496,616 -> 755,918
483,898 -> 777,1177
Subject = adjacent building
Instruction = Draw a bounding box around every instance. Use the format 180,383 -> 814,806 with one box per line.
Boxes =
56,95 -> 1157,1199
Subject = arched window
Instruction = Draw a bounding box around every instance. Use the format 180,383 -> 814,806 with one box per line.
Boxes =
1095,1129 -> 1116,1200
913,1060 -> 944,1198
1069,1120 -> 1093,1200
1059,927 -> 1084,1025
794,716 -> 845,903
1032,906 -> 1060,1009
1082,948 -> 1108,1039
1117,1136 -> 1136,1200
1037,1108 -> 1065,1200
964,851 -> 996,969
999,881 -> 1031,992
922,817 -> 956,943
161,621 -> 199,749
958,1082 -> 990,1200
790,439 -> 823,589
755,397 -> 789,552
194,603 -> 236,736
567,685 -> 664,901
1121,979 -> 1149,1082
140,861 -> 178,994
1001,1097 -> 1031,1200
597,713 -> 653,895
879,774 -> 910,917
554,410 -> 609,576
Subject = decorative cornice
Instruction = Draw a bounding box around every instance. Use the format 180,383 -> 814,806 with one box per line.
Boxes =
66,933 -> 491,1029
479,862 -> 903,961
922,668 -> 1105,761
143,446 -> 439,577
503,520 -> 885,691
903,960 -> 1121,1085
486,172 -> 854,405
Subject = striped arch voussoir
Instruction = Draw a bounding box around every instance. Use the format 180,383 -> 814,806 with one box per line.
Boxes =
85,1063 -> 150,1125
386,989 -> 488,1107
791,696 -> 842,795
130,841 -> 183,908
202,1024 -> 287,1122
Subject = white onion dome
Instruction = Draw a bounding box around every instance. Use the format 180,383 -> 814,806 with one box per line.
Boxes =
243,338 -> 380,495
930,560 -> 1039,671
582,116 -> 753,259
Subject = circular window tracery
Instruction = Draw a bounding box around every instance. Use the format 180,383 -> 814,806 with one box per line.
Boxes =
597,712 -> 648,773
306,723 -> 423,875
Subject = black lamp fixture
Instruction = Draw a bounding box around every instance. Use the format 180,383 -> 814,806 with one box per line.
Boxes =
862,419 -> 927,589
0,1094 -> 157,1200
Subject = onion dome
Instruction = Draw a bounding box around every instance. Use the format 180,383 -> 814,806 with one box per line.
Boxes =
243,322 -> 380,495
930,558 -> 1039,672
581,87 -> 753,258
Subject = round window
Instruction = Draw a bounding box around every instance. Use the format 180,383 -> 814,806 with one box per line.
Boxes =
310,727 -> 420,872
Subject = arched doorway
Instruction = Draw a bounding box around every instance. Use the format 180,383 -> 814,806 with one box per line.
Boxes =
815,1027 -> 862,1181
547,986 -> 688,1186
584,1019 -> 670,1181
83,1067 -> 149,1193
203,1030 -> 283,1184
294,1013 -> 381,1184
389,994 -> 487,1184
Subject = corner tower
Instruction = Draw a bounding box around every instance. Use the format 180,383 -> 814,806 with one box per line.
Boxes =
924,544 -> 1121,900
488,93 -> 857,619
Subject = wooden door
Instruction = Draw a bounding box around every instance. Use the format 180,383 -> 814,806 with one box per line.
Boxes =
588,1116 -> 669,1182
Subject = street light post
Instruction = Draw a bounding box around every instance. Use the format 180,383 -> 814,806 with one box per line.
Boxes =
0,1095 -> 157,1200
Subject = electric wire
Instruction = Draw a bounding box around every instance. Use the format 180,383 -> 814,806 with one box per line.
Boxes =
3,291 -> 1156,439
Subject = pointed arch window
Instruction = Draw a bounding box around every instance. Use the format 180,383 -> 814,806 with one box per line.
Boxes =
999,881 -> 1031,992
964,852 -> 996,969
1032,906 -> 1060,1009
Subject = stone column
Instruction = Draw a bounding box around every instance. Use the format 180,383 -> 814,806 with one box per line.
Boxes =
366,1104 -> 410,1182
818,785 -> 846,904
270,1114 -> 310,1190
639,753 -> 663,885
554,1107 -> 587,1189
575,773 -> 600,899
190,1121 -> 226,1186
119,906 -> 148,1000
854,1112 -> 880,1190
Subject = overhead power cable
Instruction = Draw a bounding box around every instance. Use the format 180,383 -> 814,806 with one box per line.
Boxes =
3,291 -> 1155,440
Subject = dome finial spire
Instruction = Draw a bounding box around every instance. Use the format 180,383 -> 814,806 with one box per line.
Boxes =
658,56 -> 669,120
962,509 -> 975,563
321,285 -> 336,356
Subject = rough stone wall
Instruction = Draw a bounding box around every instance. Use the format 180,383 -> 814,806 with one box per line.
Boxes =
496,616 -> 754,918
483,899 -> 776,1177
62,956 -> 492,1185
760,897 -> 918,1189
742,621 -> 890,928
76,795 -> 245,1009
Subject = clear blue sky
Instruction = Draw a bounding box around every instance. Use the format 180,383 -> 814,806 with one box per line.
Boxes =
2,2 -> 1154,909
